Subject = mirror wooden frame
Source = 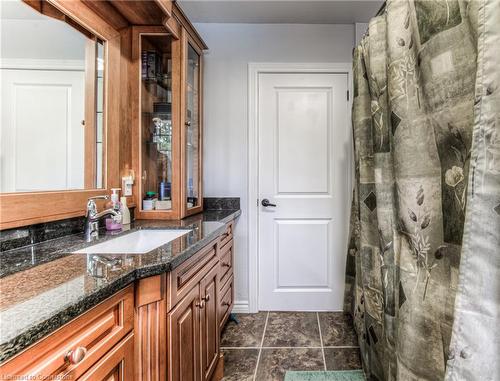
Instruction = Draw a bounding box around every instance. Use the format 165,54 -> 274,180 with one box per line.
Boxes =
0,0 -> 121,230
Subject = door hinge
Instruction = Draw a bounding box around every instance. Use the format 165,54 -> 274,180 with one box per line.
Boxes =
347,90 -> 350,101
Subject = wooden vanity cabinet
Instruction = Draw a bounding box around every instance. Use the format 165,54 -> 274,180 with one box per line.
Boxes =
0,286 -> 135,380
0,225 -> 235,381
168,282 -> 201,381
200,264 -> 220,380
167,239 -> 221,381
218,222 -> 235,329
133,237 -> 224,381
78,332 -> 134,381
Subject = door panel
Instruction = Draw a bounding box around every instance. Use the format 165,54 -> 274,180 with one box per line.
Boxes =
168,285 -> 200,381
200,264 -> 219,380
258,72 -> 349,311
276,219 -> 330,288
277,90 -> 330,194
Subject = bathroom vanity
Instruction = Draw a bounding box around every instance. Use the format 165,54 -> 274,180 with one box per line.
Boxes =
0,211 -> 239,380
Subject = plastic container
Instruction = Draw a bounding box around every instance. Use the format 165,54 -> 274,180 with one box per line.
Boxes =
143,191 -> 156,211
120,197 -> 131,225
106,188 -> 123,231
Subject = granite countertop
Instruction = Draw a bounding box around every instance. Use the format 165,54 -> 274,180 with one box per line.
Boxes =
0,209 -> 240,363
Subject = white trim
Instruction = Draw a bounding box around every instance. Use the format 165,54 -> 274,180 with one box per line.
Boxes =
0,58 -> 85,71
247,62 -> 353,313
231,300 -> 250,313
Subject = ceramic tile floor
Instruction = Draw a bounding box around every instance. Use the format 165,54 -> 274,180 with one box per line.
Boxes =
221,312 -> 362,381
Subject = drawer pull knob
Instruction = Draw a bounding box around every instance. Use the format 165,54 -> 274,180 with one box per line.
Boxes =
222,301 -> 231,307
196,300 -> 205,308
202,294 -> 210,302
222,262 -> 231,267
65,346 -> 87,365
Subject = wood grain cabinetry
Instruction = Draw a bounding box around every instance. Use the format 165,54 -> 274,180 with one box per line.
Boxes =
78,332 -> 134,381
0,286 -> 134,380
129,5 -> 207,220
167,282 -> 201,381
1,221 -> 236,381
167,241 -> 221,381
219,275 -> 234,330
218,222 -> 235,328
200,264 -> 220,380
134,275 -> 167,381
167,240 -> 218,310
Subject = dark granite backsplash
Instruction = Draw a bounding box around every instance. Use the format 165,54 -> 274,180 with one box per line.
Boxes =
0,209 -> 138,252
204,197 -> 240,210
0,217 -> 85,252
0,198 -> 238,252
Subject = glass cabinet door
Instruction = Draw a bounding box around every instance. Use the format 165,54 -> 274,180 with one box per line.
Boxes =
185,43 -> 201,210
140,33 -> 174,213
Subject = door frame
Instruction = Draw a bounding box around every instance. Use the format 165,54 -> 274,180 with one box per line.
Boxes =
247,62 -> 353,313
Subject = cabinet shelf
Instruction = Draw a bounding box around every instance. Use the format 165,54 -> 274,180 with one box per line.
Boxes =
142,78 -> 171,92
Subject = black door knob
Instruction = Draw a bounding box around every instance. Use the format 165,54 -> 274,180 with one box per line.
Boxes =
261,199 -> 276,207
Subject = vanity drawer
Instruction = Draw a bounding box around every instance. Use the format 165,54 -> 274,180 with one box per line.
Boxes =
219,222 -> 233,251
167,238 -> 219,310
0,285 -> 134,380
219,275 -> 234,329
219,241 -> 233,289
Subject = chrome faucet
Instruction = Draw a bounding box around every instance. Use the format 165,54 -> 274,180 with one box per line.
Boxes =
84,196 -> 121,242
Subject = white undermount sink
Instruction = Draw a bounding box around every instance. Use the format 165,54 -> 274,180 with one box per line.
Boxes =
72,229 -> 191,254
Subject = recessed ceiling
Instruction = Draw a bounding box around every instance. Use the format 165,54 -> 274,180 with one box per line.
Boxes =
177,0 -> 384,24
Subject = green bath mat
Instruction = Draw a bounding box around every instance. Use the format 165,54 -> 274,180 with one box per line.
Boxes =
284,370 -> 365,381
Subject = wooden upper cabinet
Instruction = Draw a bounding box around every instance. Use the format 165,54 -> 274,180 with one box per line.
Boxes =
131,26 -> 181,220
128,4 -> 207,220
181,33 -> 203,216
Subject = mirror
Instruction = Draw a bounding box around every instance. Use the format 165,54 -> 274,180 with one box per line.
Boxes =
0,0 -> 105,193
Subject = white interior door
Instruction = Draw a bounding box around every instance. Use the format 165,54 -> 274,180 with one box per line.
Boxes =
258,72 -> 350,311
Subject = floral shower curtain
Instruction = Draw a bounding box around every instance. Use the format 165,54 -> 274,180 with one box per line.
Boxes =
345,0 -> 500,380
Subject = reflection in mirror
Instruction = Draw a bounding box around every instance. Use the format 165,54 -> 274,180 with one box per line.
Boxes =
0,0 -> 105,193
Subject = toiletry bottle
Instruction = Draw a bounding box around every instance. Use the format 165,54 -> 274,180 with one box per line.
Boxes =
106,188 -> 123,231
120,197 -> 131,225
143,191 -> 156,211
187,178 -> 195,208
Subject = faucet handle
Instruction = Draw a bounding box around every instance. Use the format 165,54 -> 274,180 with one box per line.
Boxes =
86,195 -> 108,217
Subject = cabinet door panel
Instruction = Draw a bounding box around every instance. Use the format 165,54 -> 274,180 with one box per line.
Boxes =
219,275 -> 234,330
77,333 -> 134,381
200,264 -> 219,380
168,285 -> 200,381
